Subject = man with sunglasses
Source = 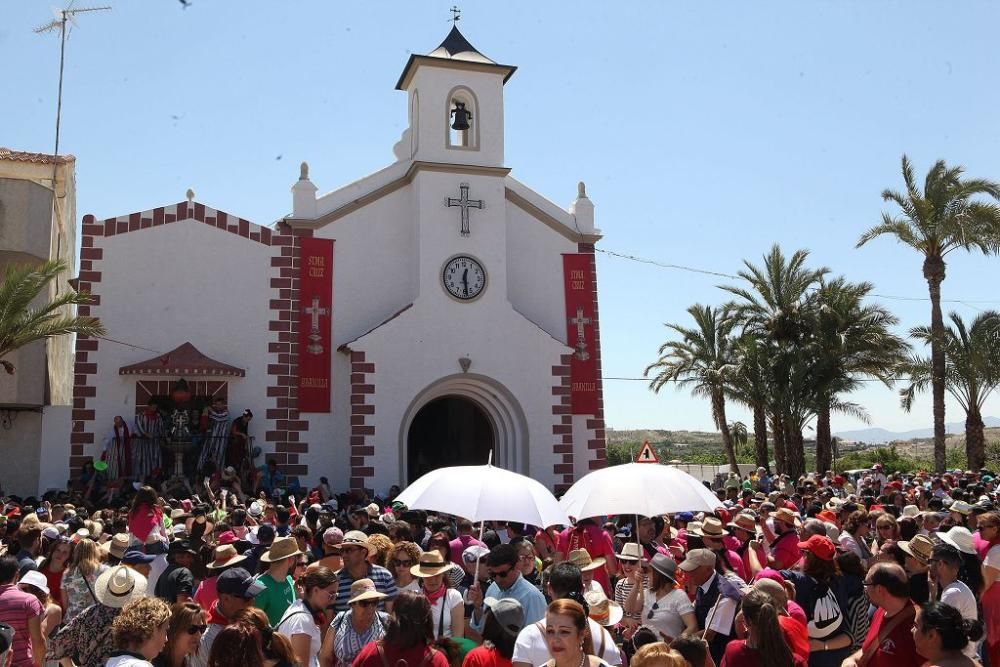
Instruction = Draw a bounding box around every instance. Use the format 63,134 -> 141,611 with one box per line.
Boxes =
467,544 -> 545,636
191,567 -> 265,667
332,531 -> 396,614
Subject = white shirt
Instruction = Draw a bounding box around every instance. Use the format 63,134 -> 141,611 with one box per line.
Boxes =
277,600 -> 322,667
641,588 -> 694,641
699,573 -> 737,636
512,617 -> 621,666
941,580 -> 979,658
428,588 -> 464,639
984,544 -> 1000,570
106,655 -> 153,667
146,554 -> 168,594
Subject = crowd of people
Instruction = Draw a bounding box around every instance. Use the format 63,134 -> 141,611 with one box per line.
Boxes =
0,462 -> 996,667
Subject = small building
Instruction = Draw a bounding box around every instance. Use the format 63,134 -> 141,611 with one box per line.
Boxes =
0,148 -> 78,496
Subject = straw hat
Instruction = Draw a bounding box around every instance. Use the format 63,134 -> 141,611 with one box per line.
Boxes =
898,535 -> 934,564
689,517 -> 726,539
727,513 -> 759,534
207,544 -> 247,570
410,551 -> 453,578
259,536 -> 303,563
94,565 -> 148,609
100,533 -> 130,560
615,542 -> 643,561
340,531 -> 376,556
347,578 -> 387,604
902,505 -> 920,518
584,588 -> 623,627
772,507 -> 802,527
567,548 -> 606,572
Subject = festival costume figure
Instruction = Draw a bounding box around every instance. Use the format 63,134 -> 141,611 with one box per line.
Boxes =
133,406 -> 164,481
103,415 -> 133,479
197,406 -> 231,471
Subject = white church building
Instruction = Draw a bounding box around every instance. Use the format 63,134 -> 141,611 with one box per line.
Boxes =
69,27 -> 607,494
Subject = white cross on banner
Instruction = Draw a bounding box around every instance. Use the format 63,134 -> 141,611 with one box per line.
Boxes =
635,440 -> 659,464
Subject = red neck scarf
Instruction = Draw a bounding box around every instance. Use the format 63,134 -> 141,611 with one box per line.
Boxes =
424,584 -> 447,605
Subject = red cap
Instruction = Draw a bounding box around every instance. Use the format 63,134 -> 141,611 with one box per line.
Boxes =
817,510 -> 839,525
217,531 -> 237,545
784,501 -> 798,511
833,475 -> 845,485
887,481 -> 903,491
798,534 -> 836,561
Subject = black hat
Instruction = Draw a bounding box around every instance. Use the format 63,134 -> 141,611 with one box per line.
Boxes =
216,567 -> 265,599
0,623 -> 12,653
168,540 -> 197,556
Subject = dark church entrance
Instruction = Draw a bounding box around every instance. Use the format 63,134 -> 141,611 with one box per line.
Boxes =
407,396 -> 494,482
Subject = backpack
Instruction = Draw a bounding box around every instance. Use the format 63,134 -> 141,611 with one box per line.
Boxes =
804,579 -> 844,639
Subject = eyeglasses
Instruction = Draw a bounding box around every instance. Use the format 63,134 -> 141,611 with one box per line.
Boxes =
647,602 -> 659,620
186,625 -> 208,635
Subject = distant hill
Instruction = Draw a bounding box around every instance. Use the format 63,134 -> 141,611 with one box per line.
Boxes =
834,417 -> 1000,444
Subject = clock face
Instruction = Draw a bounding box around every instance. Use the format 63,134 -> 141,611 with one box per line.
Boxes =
442,255 -> 487,301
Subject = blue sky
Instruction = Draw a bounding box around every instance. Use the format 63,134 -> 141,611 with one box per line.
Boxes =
4,1 -> 999,435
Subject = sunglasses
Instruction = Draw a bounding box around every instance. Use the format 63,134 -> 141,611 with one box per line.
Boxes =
395,560 -> 413,567
647,602 -> 659,620
187,625 -> 208,635
490,567 -> 514,578
355,600 -> 378,608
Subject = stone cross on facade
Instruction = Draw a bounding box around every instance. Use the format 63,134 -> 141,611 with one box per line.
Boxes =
303,296 -> 329,355
569,306 -> 591,361
445,182 -> 485,236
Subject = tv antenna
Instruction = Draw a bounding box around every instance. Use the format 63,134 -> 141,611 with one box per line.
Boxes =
35,3 -> 112,159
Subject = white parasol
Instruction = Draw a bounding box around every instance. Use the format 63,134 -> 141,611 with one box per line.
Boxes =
558,462 -> 721,520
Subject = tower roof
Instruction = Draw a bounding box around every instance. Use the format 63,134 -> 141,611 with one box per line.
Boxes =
396,26 -> 516,90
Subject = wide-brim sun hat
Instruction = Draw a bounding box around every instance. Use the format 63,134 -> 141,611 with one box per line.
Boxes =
939,526 -> 976,555
259,536 -> 303,563
94,565 -> 148,609
410,551 -> 453,578
615,542 -> 643,561
348,578 -> 387,604
207,544 -> 247,570
567,548 -> 606,572
583,589 -> 624,626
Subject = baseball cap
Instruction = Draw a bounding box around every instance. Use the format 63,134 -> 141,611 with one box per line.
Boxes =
216,568 -> 265,599
323,527 -> 344,547
798,534 -> 836,561
122,549 -> 156,565
678,548 -> 716,572
483,597 -> 525,636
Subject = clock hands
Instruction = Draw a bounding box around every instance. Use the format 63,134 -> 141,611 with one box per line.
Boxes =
462,268 -> 469,297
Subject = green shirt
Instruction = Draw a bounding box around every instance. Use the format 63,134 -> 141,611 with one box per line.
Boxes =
253,573 -> 296,626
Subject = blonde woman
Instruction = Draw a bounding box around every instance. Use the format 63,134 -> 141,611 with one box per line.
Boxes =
872,514 -> 899,559
61,538 -> 108,622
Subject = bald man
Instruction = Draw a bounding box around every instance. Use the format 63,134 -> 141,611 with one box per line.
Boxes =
843,563 -> 919,667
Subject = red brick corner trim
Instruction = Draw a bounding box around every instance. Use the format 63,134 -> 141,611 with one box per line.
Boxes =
265,221 -> 314,481
551,353 -> 574,494
346,350 -> 375,491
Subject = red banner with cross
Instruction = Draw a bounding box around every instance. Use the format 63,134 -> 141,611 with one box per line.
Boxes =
563,254 -> 598,414
298,238 -> 334,412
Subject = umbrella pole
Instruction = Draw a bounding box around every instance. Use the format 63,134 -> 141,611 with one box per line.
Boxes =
473,449 -> 493,585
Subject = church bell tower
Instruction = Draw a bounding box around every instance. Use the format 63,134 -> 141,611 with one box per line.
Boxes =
395,26 -> 516,168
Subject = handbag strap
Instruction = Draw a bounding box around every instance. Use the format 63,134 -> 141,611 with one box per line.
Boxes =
81,569 -> 99,605
858,604 -> 915,667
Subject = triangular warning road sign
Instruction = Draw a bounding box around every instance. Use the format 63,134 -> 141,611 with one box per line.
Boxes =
635,440 -> 659,463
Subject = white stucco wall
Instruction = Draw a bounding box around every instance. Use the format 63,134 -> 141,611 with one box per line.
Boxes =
0,410 -> 42,496
88,218 -> 274,462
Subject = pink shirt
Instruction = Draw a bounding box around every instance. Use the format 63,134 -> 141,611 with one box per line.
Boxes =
194,575 -> 219,612
770,531 -> 800,570
0,584 -> 44,667
449,535 -> 485,565
557,524 -> 616,595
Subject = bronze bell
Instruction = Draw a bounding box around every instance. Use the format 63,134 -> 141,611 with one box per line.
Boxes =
450,102 -> 472,131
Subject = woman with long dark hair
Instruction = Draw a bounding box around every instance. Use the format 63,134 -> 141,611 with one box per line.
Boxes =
352,591 -> 449,667
207,623 -> 265,667
623,554 -> 695,643
38,537 -> 72,609
276,566 -> 338,667
719,589 -> 805,667
128,486 -> 165,547
911,601 -> 983,667
233,608 -> 297,667
154,602 -> 205,667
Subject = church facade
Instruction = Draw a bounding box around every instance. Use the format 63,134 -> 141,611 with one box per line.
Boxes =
69,28 -> 607,494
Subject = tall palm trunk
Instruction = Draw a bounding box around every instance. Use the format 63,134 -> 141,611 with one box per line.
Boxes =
924,255 -> 947,473
966,407 -> 986,471
770,410 -> 787,474
815,399 -> 832,474
786,420 -> 806,479
713,390 -> 739,473
753,403 -> 769,471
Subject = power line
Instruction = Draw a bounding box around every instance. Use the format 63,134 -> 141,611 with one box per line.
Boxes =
596,247 -> 1000,307
603,376 -> 908,382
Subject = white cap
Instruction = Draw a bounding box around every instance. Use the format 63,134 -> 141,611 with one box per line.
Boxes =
18,570 -> 50,595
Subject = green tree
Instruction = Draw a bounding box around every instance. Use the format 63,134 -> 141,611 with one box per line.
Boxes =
0,260 -> 104,374
808,278 -> 910,473
900,311 -> 1000,470
645,304 -> 740,473
727,334 -> 772,471
722,245 -> 827,477
858,156 -> 1000,472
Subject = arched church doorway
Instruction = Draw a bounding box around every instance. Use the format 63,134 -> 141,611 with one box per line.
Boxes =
406,395 -> 494,482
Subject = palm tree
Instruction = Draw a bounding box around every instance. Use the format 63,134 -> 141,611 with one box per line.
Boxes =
900,311 -> 1000,470
807,278 -> 910,473
721,245 -> 828,477
857,156 -> 1000,472
645,304 -> 740,473
727,334 -> 771,470
0,260 -> 105,374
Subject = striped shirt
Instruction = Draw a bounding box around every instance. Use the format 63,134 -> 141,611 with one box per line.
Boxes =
333,564 -> 397,612
0,583 -> 44,667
